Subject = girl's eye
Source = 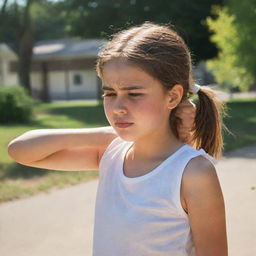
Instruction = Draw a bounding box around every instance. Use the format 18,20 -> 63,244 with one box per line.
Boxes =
102,93 -> 143,98
128,93 -> 143,97
102,93 -> 116,98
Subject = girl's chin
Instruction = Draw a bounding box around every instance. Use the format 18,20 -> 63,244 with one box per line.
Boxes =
112,129 -> 136,142
116,133 -> 135,142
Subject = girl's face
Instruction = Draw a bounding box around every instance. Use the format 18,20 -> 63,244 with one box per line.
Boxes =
102,60 -> 180,142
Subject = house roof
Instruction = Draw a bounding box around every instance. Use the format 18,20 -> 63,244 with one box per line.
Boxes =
33,38 -> 107,60
0,44 -> 17,60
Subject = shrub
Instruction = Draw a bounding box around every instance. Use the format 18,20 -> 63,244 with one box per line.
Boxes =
0,86 -> 34,124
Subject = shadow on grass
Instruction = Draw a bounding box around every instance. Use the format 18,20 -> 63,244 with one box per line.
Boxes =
0,162 -> 50,181
44,104 -> 108,126
223,100 -> 256,156
225,100 -> 256,118
0,103 -> 108,129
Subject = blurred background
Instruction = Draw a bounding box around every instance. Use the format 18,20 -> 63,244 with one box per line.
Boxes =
0,0 -> 255,255
2,0 -> 255,200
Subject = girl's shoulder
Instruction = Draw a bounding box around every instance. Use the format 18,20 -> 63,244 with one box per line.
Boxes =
181,153 -> 221,208
184,144 -> 218,166
180,154 -> 227,254
181,144 -> 218,184
98,136 -> 131,163
180,153 -> 221,213
185,154 -> 216,177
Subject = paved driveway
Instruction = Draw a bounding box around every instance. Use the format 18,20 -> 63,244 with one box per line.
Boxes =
0,145 -> 255,256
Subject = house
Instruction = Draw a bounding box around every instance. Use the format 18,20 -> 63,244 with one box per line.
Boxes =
4,39 -> 106,101
2,39 -> 216,101
30,38 -> 106,101
0,44 -> 19,86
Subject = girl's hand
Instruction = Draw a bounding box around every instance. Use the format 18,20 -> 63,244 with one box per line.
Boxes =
175,99 -> 196,145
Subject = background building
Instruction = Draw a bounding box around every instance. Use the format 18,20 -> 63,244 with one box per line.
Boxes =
0,44 -> 19,87
6,39 -> 106,101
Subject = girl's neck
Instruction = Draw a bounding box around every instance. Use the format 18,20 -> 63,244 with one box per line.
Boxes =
128,130 -> 184,162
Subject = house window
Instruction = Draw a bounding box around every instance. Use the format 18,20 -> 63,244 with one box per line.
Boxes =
73,74 -> 83,86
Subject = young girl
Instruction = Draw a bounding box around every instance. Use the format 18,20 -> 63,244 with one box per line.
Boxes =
8,22 -> 227,256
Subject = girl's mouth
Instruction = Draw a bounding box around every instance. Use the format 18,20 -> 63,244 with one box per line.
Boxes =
115,122 -> 134,128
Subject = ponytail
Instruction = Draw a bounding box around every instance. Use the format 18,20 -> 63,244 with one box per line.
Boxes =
95,22 -> 226,158
192,87 -> 226,159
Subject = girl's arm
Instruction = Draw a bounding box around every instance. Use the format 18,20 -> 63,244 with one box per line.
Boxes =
181,156 -> 228,256
8,126 -> 117,171
7,101 -> 194,171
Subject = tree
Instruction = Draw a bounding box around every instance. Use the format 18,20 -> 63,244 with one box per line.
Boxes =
226,0 -> 256,89
0,0 -> 8,19
206,6 -> 253,91
63,0 -> 224,62
0,0 -> 34,94
30,0 -> 67,41
0,0 -> 67,97
206,0 -> 256,90
18,0 -> 34,94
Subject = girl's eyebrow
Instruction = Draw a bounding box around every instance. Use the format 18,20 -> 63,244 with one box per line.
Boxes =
102,85 -> 146,91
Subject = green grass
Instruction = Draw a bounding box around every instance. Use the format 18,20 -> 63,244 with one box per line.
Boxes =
0,98 -> 256,203
223,98 -> 256,151
0,100 -> 108,203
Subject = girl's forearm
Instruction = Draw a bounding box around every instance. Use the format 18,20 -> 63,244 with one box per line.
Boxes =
8,126 -> 116,164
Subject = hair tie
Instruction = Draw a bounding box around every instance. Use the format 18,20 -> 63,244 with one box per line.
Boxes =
191,84 -> 201,94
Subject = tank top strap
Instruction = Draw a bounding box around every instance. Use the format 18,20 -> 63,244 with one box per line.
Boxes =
99,136 -> 132,171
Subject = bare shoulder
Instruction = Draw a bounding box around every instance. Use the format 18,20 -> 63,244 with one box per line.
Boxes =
181,155 -> 228,255
181,155 -> 221,212
183,155 -> 218,184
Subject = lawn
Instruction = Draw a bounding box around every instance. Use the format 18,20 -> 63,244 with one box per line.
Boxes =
1,98 -> 256,203
223,98 -> 256,151
0,100 -> 108,202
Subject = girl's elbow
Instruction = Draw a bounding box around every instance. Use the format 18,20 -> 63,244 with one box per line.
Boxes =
8,140 -> 17,157
7,140 -> 27,164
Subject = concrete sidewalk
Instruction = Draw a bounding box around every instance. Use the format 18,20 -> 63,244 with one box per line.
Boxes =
0,145 -> 255,256
217,145 -> 256,255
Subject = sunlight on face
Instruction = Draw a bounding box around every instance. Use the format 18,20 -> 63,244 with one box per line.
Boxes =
101,59 -> 173,142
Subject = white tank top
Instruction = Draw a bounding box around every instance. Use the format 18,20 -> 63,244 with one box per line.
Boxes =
93,137 -> 216,256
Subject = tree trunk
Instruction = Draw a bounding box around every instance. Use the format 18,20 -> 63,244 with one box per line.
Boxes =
41,62 -> 50,102
0,0 -> 9,16
18,28 -> 33,95
16,0 -> 34,95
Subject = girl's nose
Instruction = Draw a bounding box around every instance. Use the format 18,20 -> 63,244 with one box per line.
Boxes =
113,109 -> 127,115
112,98 -> 127,115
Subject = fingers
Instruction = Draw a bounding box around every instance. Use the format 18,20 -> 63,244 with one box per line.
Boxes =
176,99 -> 196,129
180,98 -> 196,107
176,99 -> 196,144
176,99 -> 196,117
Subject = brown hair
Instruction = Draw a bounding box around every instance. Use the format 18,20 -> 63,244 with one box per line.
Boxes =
96,22 -> 225,158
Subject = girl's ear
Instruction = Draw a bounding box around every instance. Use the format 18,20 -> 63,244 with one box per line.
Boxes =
167,84 -> 184,109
